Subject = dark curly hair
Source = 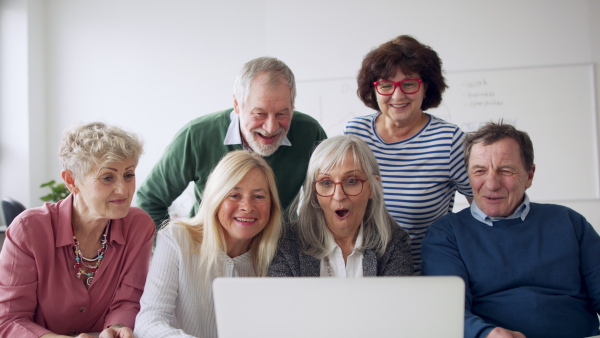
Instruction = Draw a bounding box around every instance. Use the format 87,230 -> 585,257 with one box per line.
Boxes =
357,35 -> 447,112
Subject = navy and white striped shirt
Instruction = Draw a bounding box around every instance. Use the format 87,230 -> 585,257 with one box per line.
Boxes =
345,113 -> 472,273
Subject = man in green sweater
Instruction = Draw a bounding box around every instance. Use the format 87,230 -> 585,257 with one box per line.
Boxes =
137,57 -> 327,229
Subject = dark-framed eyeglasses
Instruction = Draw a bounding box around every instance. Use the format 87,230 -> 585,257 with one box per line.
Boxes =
313,178 -> 368,197
373,79 -> 423,95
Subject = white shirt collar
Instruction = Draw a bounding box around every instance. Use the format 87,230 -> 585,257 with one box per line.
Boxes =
223,110 -> 292,146
320,226 -> 365,278
470,193 -> 531,226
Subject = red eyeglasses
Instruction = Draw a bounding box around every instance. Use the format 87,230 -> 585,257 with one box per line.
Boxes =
373,79 -> 423,95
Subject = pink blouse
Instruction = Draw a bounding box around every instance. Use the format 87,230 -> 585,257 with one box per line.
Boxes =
0,194 -> 155,337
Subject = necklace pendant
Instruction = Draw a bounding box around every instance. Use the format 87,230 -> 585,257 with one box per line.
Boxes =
71,220 -> 110,286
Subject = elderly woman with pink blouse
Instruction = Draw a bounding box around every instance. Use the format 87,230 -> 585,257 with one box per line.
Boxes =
0,122 -> 155,338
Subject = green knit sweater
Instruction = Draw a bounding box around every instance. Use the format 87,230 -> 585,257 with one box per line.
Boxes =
136,108 -> 327,228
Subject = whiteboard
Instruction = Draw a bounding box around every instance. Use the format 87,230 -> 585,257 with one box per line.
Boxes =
295,64 -> 599,201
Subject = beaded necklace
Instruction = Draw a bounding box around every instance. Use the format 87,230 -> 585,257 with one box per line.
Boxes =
72,221 -> 110,287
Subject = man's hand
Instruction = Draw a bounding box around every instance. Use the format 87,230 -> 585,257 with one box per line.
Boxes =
486,327 -> 526,338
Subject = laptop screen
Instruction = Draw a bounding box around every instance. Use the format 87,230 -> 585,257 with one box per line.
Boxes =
213,276 -> 464,338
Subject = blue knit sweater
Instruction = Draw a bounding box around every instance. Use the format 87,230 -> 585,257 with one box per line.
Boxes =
421,203 -> 600,338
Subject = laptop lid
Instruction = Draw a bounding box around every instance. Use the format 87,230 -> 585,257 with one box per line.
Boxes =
213,276 -> 464,338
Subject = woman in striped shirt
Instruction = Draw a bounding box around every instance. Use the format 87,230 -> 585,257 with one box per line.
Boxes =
134,150 -> 282,337
344,35 -> 473,274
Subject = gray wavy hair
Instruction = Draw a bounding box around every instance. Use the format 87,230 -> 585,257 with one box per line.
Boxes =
233,56 -> 296,109
58,122 -> 143,178
290,134 -> 396,258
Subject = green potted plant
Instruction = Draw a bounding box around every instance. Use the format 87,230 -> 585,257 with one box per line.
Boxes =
40,179 -> 70,203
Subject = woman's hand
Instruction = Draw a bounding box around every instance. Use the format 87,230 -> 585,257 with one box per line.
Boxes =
99,324 -> 133,338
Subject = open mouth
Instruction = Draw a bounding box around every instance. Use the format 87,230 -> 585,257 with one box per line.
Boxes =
335,209 -> 349,218
257,133 -> 278,140
391,103 -> 408,108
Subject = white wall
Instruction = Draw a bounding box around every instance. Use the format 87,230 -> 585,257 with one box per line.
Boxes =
1,0 -> 31,211
2,0 -> 600,228
42,0 -> 268,195
0,0 -> 45,217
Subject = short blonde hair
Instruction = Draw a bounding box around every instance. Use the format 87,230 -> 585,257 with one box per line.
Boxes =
58,122 -> 143,178
174,150 -> 282,278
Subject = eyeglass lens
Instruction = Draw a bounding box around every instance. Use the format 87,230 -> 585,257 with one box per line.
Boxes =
315,179 -> 364,197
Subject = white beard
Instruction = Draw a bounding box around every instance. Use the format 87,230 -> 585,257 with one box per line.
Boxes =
241,127 -> 286,157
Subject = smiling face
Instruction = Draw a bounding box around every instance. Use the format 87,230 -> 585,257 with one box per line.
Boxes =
234,72 -> 293,157
468,138 -> 535,217
375,68 -> 426,128
69,159 -> 137,223
218,168 -> 272,255
316,152 -> 373,241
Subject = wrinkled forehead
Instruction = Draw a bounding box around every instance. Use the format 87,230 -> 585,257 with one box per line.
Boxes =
469,138 -> 525,167
244,82 -> 292,108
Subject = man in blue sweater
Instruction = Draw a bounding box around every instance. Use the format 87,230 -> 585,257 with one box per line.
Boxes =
422,121 -> 600,338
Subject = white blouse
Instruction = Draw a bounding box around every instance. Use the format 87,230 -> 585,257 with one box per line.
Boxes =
134,223 -> 255,338
320,226 -> 365,278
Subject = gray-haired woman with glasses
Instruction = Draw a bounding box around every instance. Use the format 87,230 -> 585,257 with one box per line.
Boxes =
268,135 -> 413,277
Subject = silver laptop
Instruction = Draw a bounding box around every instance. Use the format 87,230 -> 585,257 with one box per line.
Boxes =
213,276 -> 465,338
